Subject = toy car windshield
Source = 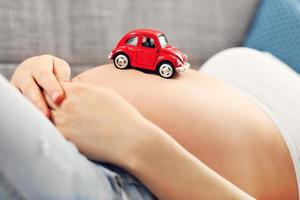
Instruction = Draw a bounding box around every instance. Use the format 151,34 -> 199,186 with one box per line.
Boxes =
158,34 -> 168,48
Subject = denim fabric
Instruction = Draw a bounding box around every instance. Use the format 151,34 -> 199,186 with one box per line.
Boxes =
96,163 -> 157,200
0,170 -> 27,200
244,0 -> 300,73
0,74 -> 156,200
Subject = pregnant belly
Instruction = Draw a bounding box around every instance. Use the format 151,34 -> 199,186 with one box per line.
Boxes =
146,74 -> 298,200
75,66 -> 298,199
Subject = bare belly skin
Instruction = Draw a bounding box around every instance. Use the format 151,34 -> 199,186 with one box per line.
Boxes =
73,64 -> 298,199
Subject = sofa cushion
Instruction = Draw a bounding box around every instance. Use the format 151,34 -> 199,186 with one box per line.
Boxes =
244,0 -> 300,73
0,64 -> 17,79
0,0 -> 258,67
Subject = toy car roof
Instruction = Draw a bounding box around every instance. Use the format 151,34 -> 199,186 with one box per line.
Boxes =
126,29 -> 164,36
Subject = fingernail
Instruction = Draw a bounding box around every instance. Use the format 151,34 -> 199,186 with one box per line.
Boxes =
51,91 -> 61,102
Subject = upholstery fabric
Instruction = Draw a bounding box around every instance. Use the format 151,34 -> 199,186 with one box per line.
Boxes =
0,0 -> 258,69
245,0 -> 300,73
0,64 -> 17,79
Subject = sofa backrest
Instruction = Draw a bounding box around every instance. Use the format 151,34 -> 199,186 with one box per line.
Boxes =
0,0 -> 258,67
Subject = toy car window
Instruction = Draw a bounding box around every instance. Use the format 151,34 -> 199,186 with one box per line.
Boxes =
126,36 -> 138,46
142,37 -> 155,48
158,34 -> 168,48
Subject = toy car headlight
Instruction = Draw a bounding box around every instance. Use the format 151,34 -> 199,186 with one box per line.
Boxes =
108,52 -> 113,60
176,58 -> 183,66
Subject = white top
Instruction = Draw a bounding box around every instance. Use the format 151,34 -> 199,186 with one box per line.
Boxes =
200,48 -> 300,198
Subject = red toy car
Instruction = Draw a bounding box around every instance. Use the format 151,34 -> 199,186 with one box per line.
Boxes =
108,29 -> 190,78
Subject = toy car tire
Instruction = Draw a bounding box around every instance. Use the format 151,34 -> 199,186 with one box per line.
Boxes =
114,53 -> 130,69
157,62 -> 175,79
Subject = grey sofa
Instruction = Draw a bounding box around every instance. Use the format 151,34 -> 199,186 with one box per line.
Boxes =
0,0 -> 259,79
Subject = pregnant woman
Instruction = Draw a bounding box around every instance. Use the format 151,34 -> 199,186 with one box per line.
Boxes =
1,48 -> 299,199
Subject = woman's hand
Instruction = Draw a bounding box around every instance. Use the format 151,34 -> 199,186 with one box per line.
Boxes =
50,82 -> 255,200
11,55 -> 71,117
51,82 -> 148,165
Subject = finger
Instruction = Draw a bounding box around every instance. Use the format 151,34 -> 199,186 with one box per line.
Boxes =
51,111 -> 71,139
59,81 -> 82,94
50,110 -> 59,125
32,69 -> 64,104
61,81 -> 98,91
18,77 -> 50,117
53,57 -> 71,82
10,67 -> 25,86
51,110 -> 66,127
43,91 -> 59,111
16,87 -> 23,94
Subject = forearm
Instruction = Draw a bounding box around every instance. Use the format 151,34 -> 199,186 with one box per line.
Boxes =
121,120 -> 255,200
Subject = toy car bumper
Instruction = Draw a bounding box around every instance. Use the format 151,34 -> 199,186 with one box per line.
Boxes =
176,62 -> 190,72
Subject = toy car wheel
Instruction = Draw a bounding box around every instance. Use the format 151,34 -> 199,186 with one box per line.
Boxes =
158,62 -> 174,78
114,53 -> 129,69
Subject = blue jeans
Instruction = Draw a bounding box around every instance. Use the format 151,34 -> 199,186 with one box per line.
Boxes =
0,75 -> 156,200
